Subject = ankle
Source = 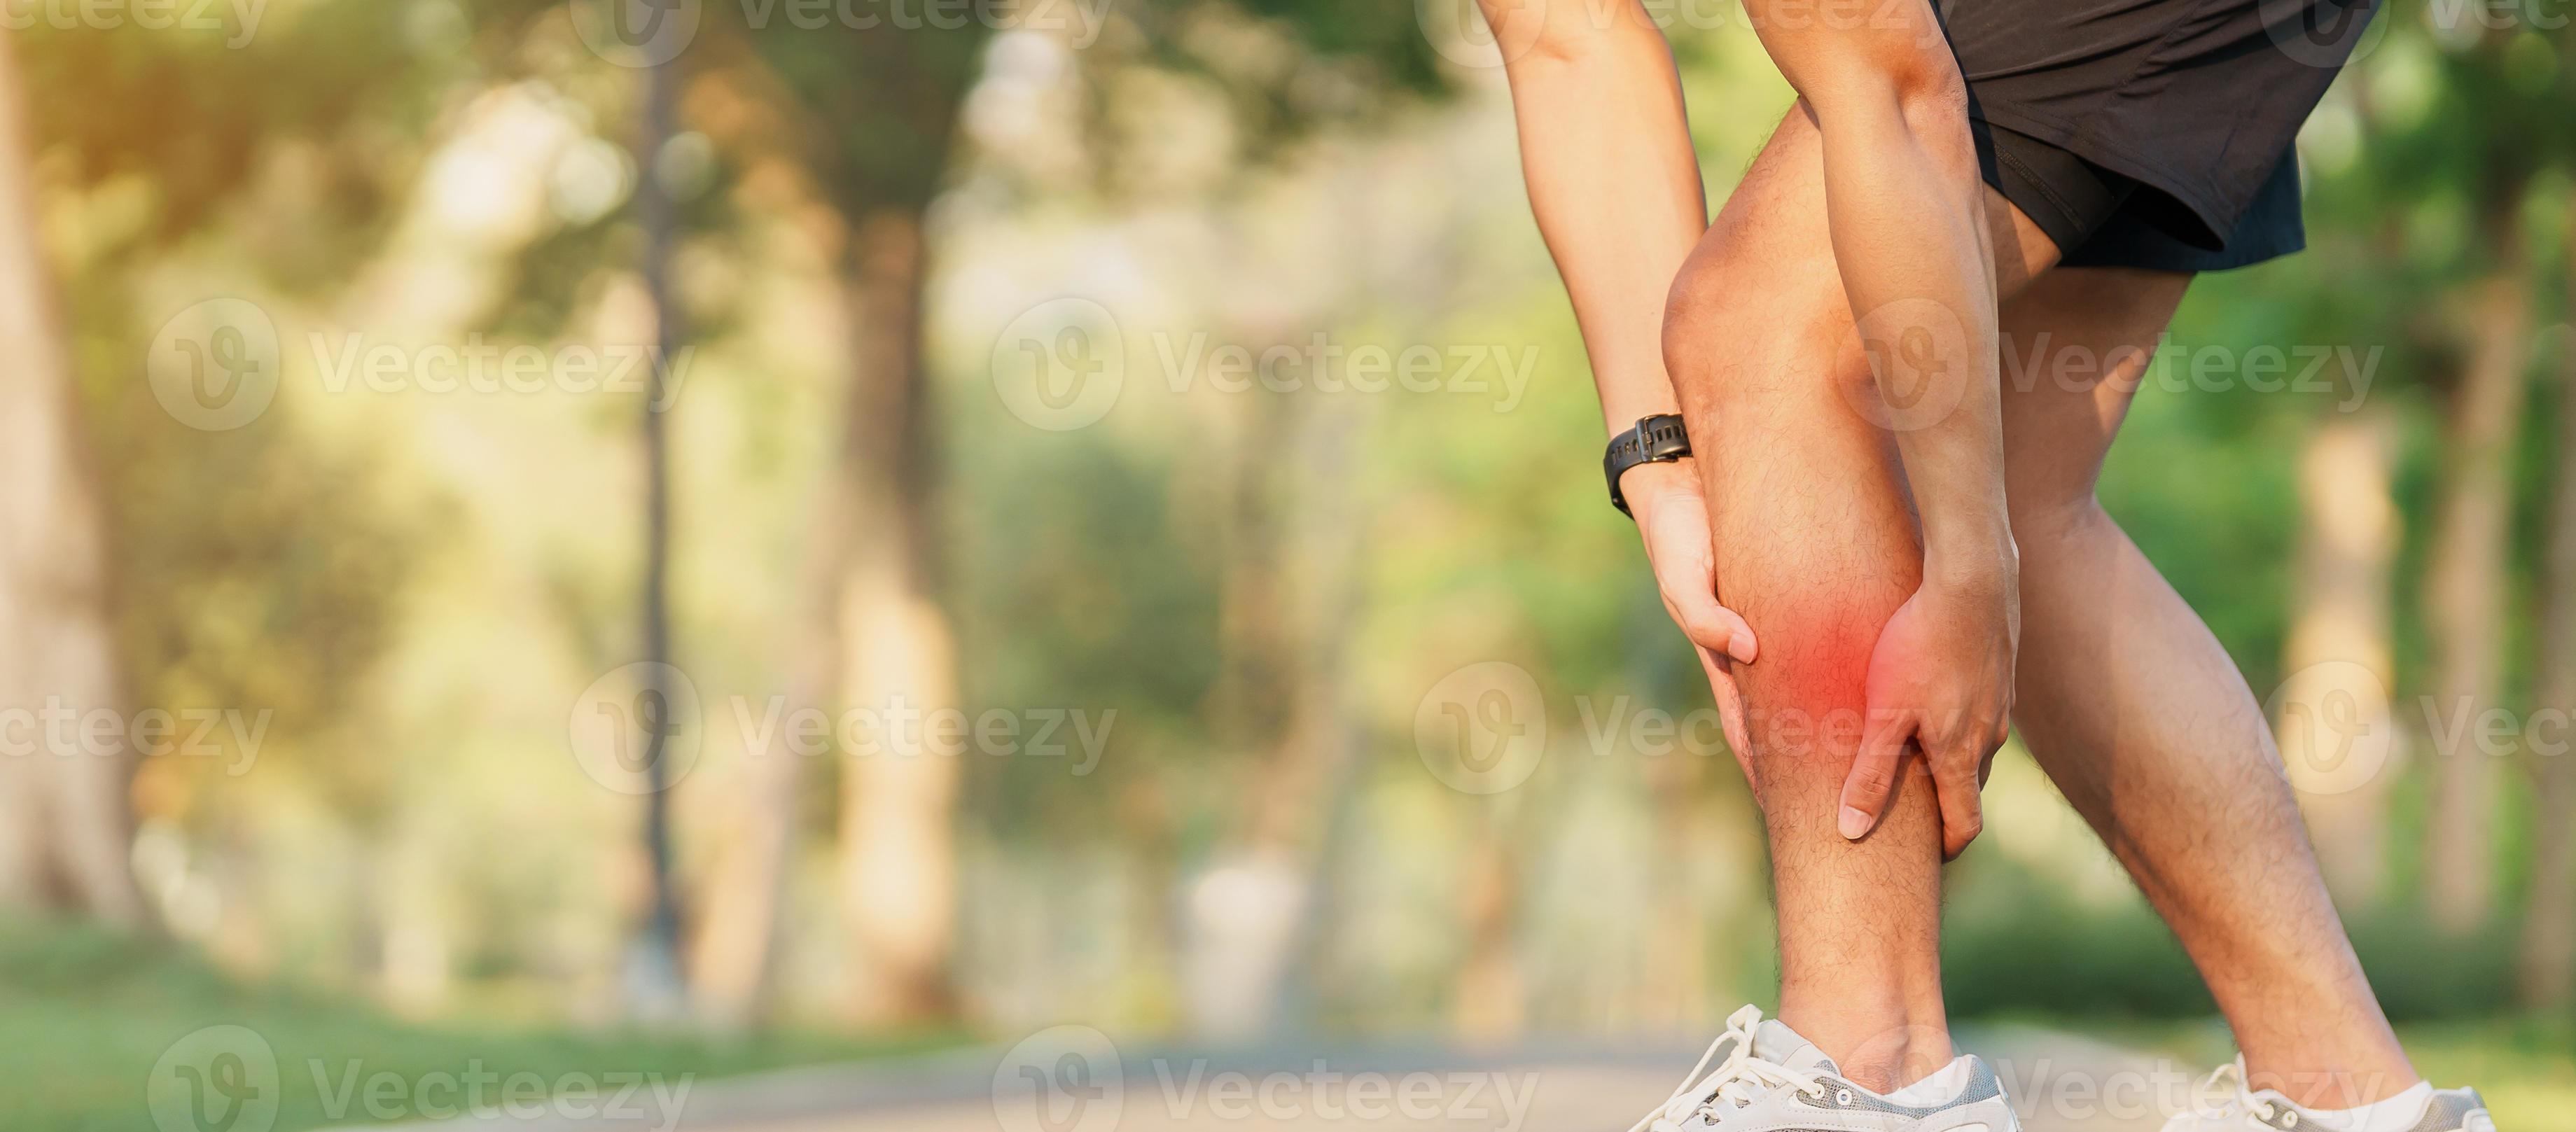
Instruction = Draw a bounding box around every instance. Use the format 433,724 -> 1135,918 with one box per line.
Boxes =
1778,1001 -> 1953,1093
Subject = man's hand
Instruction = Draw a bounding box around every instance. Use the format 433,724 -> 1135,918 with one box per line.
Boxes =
1837,550 -> 2019,858
1624,460 -> 1761,770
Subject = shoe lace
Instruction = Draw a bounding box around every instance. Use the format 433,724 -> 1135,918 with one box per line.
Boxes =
1626,1006 -> 1831,1132
2162,1061 -> 2288,1131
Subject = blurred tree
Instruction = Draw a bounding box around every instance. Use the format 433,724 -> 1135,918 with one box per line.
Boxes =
2422,265 -> 2527,932
629,41 -> 690,1020
0,33 -> 149,928
690,12 -> 988,1030
17,0 -> 507,968
2516,261 -> 2576,1008
693,1 -> 1442,1028
2340,8 -> 2569,935
2281,409 -> 2402,904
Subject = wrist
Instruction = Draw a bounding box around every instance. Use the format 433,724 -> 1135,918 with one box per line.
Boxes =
1603,412 -> 1693,517
1923,525 -> 2019,594
1619,457 -> 1697,519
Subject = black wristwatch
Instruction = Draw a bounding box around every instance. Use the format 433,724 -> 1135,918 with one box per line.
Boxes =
1603,413 -> 1692,518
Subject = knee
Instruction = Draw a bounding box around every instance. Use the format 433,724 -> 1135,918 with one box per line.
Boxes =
1659,233 -> 1859,405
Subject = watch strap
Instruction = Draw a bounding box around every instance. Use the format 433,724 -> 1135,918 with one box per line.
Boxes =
1604,413 -> 1692,517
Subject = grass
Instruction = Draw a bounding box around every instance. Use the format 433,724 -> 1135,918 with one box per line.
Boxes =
0,921 -> 954,1132
13,920 -> 2570,1131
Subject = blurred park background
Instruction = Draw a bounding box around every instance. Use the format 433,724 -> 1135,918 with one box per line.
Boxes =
1,0 -> 2573,1128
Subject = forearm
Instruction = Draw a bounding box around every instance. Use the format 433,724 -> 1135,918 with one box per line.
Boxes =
1746,0 -> 2014,576
1811,83 -> 2014,575
1483,0 -> 1705,437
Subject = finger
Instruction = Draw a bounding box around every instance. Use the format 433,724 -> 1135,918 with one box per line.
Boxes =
1839,711 -> 1913,841
1932,745 -> 1988,860
1659,573 -> 1758,663
1697,646 -> 1755,781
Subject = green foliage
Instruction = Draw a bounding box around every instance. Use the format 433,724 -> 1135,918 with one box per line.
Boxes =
0,920 -> 949,1132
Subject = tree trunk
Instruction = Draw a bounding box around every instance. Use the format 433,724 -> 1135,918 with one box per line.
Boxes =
689,543 -> 834,1027
2515,286 -> 2576,1007
0,32 -> 148,927
1179,347 -> 1340,1040
625,39 -> 688,1023
2423,273 -> 2529,934
837,210 -> 965,1028
2278,410 -> 2402,906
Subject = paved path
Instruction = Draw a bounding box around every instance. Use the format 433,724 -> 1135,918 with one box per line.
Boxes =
403,1026 -> 2196,1132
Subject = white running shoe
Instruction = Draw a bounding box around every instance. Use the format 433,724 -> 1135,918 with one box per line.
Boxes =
1627,1005 -> 2019,1132
2161,1058 -> 2495,1132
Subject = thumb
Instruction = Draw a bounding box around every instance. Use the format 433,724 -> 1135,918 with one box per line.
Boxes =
1653,555 -> 1757,664
1696,646 -> 1755,782
1933,748 -> 1988,860
1839,711 -> 1912,841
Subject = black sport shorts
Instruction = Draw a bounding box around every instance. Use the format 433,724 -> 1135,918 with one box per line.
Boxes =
1940,0 -> 2381,272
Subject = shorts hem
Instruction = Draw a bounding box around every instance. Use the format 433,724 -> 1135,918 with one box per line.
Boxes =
1966,104 -> 2241,251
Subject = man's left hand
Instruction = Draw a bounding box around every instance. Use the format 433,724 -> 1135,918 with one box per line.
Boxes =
1834,554 -> 2019,859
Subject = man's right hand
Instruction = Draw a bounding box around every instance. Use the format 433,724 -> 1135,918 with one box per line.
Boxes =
1624,459 -> 1760,771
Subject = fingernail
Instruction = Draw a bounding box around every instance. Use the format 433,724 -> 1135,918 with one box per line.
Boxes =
1730,632 -> 1755,662
1838,806 -> 1871,840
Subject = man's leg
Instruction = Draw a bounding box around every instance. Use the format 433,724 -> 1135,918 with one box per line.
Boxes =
1997,267 -> 2421,1108
1661,108 -> 2056,1091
